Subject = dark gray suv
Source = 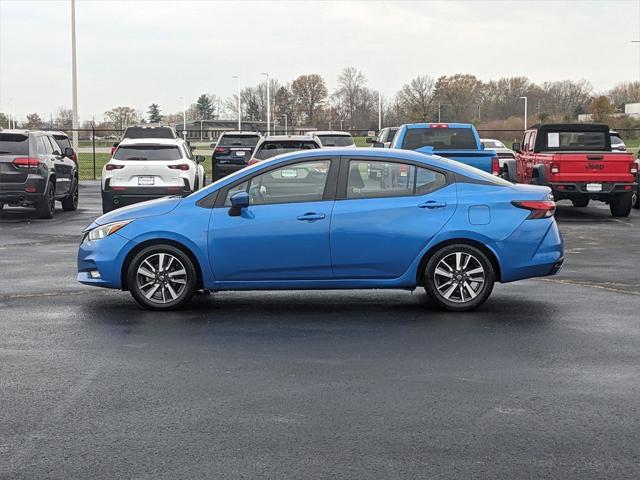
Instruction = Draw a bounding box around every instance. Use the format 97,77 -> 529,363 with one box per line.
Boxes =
0,130 -> 78,218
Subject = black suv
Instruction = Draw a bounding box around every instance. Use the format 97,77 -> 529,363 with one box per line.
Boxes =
111,125 -> 178,155
0,130 -> 79,218
211,131 -> 262,181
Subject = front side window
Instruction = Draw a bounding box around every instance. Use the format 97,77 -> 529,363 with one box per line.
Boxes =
224,160 -> 331,206
113,146 -> 182,161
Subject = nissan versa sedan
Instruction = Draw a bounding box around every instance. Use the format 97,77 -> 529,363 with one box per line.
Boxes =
78,148 -> 564,312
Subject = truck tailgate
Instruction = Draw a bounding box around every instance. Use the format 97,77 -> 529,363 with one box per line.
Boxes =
417,148 -> 495,172
548,152 -> 635,183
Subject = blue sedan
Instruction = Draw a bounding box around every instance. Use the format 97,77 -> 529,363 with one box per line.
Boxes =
77,148 -> 564,312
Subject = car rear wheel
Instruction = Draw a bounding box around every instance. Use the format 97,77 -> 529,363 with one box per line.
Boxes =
35,180 -> 55,219
127,245 -> 197,311
609,193 -> 632,217
61,177 -> 79,211
424,244 -> 495,312
632,187 -> 639,210
571,197 -> 589,208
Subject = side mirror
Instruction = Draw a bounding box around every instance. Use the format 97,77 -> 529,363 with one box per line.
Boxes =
195,155 -> 205,163
365,137 -> 375,144
190,145 -> 196,152
372,141 -> 385,148
228,191 -> 249,216
512,142 -> 521,152
64,147 -> 75,158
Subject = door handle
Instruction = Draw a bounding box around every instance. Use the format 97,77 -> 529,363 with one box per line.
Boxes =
418,201 -> 446,209
297,212 -> 325,222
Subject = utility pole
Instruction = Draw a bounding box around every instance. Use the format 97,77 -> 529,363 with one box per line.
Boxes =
520,96 -> 528,130
282,114 -> 288,135
378,91 -> 382,131
262,72 -> 270,135
71,0 -> 79,149
233,75 -> 241,131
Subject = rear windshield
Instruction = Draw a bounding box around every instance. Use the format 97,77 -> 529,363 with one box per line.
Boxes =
543,131 -> 607,151
255,141 -> 319,160
0,133 -> 29,155
401,127 -> 477,150
219,135 -> 260,147
123,127 -> 176,139
113,145 -> 182,161
317,135 -> 354,147
610,135 -> 623,146
52,135 -> 71,149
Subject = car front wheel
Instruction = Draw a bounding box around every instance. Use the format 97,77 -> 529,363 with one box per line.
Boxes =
127,245 -> 197,311
424,244 -> 495,312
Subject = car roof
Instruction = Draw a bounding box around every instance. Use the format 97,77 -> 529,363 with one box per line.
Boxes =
402,122 -> 474,129
118,138 -> 185,147
0,129 -> 31,135
260,135 -> 317,141
125,125 -> 174,130
312,131 -> 353,136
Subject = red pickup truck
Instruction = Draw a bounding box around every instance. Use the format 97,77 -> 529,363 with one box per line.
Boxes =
504,123 -> 637,217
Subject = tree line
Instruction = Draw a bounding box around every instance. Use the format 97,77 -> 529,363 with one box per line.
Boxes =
2,68 -> 639,134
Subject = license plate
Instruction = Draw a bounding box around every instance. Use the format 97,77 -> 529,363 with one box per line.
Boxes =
586,183 -> 601,192
138,176 -> 155,186
235,151 -> 245,157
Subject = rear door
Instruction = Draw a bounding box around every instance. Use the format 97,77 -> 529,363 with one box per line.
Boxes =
46,135 -> 72,195
330,156 -> 457,279
0,132 -> 32,187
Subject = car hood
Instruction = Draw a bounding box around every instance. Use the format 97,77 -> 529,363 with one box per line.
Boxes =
93,196 -> 183,226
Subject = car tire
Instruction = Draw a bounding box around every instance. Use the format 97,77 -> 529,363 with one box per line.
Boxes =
424,244 -> 495,312
632,187 -> 639,210
61,177 -> 79,211
609,193 -> 632,217
571,197 -> 589,208
35,180 -> 55,219
127,244 -> 197,311
0,201 -> 4,211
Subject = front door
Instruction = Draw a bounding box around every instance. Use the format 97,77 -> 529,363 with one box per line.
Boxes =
331,158 -> 457,278
209,158 -> 337,282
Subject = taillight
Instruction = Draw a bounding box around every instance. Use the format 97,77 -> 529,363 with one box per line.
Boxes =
72,153 -> 78,164
429,123 -> 448,128
512,200 -> 556,219
491,156 -> 500,176
105,164 -> 125,171
247,158 -> 260,166
13,157 -> 40,168
111,146 -> 117,155
168,164 -> 190,171
550,163 -> 560,174
630,163 -> 638,174
214,147 -> 229,154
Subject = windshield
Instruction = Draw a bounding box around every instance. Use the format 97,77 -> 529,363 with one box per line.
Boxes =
123,127 -> 176,139
255,141 -> 319,160
113,145 -> 182,161
219,135 -> 260,147
0,133 -> 29,155
401,127 -> 478,150
317,135 -> 354,147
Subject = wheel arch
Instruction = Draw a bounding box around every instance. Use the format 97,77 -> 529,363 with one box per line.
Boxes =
120,238 -> 204,291
416,238 -> 502,285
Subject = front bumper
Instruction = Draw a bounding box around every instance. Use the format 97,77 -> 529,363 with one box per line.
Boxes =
77,231 -> 136,289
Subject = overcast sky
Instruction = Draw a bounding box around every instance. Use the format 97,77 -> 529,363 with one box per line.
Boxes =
1,0 -> 639,122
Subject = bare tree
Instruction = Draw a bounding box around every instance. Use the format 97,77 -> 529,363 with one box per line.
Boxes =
433,74 -> 484,122
334,67 -> 367,128
397,75 -> 436,122
104,106 -> 140,130
291,74 -> 328,125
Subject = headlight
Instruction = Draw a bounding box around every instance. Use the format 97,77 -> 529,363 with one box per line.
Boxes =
86,220 -> 132,242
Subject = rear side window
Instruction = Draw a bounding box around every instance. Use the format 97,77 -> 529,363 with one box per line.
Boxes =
401,127 -> 477,150
219,135 -> 260,147
541,131 -> 607,151
0,133 -> 29,155
123,128 -> 176,139
317,135 -> 354,147
113,145 -> 182,161
255,141 -> 319,160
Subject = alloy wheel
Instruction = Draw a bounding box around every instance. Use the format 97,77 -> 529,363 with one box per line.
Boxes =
136,252 -> 188,304
433,251 -> 485,303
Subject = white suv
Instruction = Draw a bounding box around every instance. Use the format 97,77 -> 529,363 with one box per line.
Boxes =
101,138 -> 205,213
311,131 -> 356,148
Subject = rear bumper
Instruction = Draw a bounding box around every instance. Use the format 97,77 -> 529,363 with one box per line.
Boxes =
212,161 -> 247,180
0,177 -> 47,204
550,182 -> 636,199
102,185 -> 192,209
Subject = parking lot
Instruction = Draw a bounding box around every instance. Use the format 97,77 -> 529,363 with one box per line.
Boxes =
1,183 -> 639,478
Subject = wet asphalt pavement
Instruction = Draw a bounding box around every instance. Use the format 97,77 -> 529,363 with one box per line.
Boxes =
1,182 -> 639,479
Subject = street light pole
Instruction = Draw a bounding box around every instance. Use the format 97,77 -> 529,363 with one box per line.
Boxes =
520,96 -> 528,130
233,75 -> 241,131
282,114 -> 288,135
70,0 -> 79,149
378,91 -> 382,131
262,72 -> 270,136
178,96 -> 186,140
